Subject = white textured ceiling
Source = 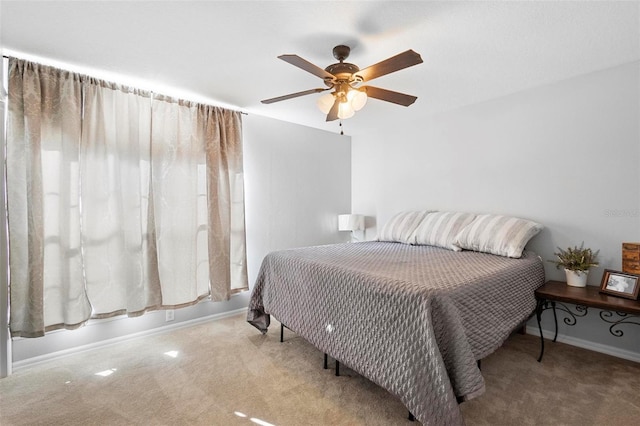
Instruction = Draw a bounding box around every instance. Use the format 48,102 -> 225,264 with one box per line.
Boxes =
2,1 -> 639,136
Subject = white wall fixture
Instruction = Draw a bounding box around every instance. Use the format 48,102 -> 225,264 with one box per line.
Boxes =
338,214 -> 364,231
338,214 -> 365,242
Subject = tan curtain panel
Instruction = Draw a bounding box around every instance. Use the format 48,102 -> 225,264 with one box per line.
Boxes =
200,105 -> 248,300
151,96 -> 248,304
7,59 -> 92,337
6,58 -> 248,338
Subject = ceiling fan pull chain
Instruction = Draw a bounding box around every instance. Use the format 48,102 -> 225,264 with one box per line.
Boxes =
339,120 -> 344,135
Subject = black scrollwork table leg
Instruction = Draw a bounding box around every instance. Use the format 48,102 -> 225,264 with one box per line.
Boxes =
536,299 -> 553,362
536,296 -> 590,362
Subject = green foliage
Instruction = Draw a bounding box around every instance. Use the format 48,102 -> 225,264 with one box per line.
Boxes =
549,243 -> 599,272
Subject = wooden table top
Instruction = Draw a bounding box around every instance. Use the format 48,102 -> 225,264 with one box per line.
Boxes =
535,280 -> 640,315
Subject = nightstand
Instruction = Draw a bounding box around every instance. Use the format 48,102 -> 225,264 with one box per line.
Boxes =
534,280 -> 640,361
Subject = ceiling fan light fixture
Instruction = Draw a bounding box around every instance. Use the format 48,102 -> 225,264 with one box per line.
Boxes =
348,89 -> 368,111
317,92 -> 335,114
337,100 -> 355,119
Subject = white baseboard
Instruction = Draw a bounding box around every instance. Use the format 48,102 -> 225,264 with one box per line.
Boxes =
526,325 -> 640,364
12,308 -> 246,371
14,312 -> 639,371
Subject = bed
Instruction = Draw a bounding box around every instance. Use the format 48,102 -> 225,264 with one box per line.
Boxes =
247,240 -> 545,425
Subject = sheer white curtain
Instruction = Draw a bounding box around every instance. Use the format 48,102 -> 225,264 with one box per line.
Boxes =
6,58 -> 248,338
150,96 -> 211,306
81,79 -> 162,317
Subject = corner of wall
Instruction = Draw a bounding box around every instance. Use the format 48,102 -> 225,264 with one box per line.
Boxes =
1,50 -> 12,378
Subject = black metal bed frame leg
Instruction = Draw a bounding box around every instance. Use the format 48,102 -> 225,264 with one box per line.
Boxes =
552,301 -> 559,342
280,329 -> 418,424
321,352 -> 409,420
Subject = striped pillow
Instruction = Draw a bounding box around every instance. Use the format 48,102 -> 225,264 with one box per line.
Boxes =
377,210 -> 432,244
453,214 -> 543,258
409,211 -> 476,250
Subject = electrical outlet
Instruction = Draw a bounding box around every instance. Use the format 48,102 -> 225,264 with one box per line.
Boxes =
165,309 -> 175,322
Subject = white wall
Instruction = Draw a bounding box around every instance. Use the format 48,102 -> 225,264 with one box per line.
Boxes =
352,62 -> 640,357
0,86 -> 8,377
243,114 -> 352,282
0,0 -> 11,377
10,114 -> 351,365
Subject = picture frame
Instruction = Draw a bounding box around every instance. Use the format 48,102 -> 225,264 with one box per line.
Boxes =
599,269 -> 640,300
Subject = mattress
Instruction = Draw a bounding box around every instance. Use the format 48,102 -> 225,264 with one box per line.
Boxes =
247,241 -> 545,425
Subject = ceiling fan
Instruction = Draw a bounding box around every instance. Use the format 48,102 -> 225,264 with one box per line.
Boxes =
261,45 -> 423,122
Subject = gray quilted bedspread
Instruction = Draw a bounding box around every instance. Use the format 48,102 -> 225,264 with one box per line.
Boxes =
247,242 -> 545,425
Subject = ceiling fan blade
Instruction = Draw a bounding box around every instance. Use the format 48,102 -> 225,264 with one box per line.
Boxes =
362,86 -> 418,106
261,88 -> 328,104
278,54 -> 336,81
355,50 -> 423,82
326,98 -> 340,122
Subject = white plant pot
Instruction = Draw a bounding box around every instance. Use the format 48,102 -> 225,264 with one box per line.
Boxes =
565,269 -> 589,287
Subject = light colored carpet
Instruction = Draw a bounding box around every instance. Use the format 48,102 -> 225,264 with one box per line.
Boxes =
1,313 -> 639,425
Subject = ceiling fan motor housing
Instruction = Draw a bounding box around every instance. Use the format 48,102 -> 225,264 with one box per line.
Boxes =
324,62 -> 361,87
323,45 -> 363,87
332,45 -> 351,61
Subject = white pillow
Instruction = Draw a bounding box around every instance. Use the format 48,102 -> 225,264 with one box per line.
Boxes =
453,214 -> 543,258
409,211 -> 476,250
377,210 -> 432,244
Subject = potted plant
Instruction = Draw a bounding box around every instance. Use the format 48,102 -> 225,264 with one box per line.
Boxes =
549,243 -> 599,287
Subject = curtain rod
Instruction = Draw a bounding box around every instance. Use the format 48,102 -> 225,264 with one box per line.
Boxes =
2,55 -> 248,115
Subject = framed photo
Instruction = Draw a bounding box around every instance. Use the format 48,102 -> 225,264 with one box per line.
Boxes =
599,269 -> 640,300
